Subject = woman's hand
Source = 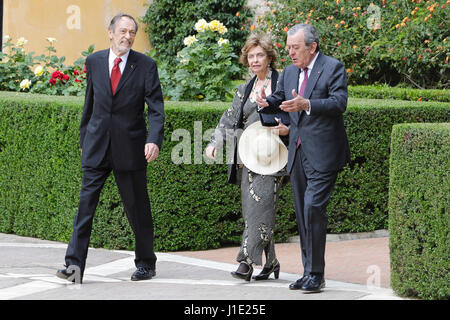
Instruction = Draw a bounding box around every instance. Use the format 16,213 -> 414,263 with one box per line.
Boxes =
256,87 -> 269,108
270,118 -> 289,136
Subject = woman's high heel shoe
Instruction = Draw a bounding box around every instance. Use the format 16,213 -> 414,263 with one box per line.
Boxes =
252,261 -> 280,280
231,262 -> 253,282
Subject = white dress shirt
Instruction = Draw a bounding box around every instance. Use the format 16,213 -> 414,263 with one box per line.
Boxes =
108,49 -> 130,76
300,52 -> 320,115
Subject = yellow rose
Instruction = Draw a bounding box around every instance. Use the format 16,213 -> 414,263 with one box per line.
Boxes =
209,20 -> 221,32
183,35 -> 198,47
218,24 -> 227,35
20,79 -> 32,90
34,66 -> 44,77
16,37 -> 28,47
47,37 -> 57,45
195,19 -> 209,33
218,38 -> 229,47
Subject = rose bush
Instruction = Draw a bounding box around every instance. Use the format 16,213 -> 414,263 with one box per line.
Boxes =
0,36 -> 94,95
252,0 -> 449,88
163,19 -> 240,101
143,0 -> 252,71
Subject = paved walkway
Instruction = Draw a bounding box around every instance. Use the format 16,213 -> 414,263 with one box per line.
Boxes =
0,232 -> 403,304
175,236 -> 391,288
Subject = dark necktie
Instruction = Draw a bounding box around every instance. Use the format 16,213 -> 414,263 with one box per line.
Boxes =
111,57 -> 122,95
296,68 -> 309,148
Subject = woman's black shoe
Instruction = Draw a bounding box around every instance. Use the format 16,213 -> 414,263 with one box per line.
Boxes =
252,261 -> 280,280
231,262 -> 253,281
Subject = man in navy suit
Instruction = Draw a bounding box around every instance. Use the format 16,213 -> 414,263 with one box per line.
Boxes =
257,24 -> 350,292
57,13 -> 165,283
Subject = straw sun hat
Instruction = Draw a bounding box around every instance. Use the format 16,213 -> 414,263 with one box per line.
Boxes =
238,121 -> 288,175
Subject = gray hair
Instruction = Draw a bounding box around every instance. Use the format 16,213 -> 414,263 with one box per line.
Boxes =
287,24 -> 319,52
108,13 -> 138,33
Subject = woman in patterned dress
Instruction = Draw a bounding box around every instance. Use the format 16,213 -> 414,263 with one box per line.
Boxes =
205,34 -> 289,281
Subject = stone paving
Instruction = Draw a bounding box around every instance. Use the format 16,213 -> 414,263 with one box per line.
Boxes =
0,232 -> 403,305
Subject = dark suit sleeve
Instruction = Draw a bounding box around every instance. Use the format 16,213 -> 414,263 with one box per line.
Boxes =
261,67 -> 287,113
309,61 -> 348,117
79,57 -> 94,148
144,60 -> 165,149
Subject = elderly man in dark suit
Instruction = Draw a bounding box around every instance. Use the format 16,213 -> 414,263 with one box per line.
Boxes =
257,24 -> 350,292
56,13 -> 165,283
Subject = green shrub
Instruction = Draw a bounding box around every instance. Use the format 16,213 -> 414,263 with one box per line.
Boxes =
167,19 -> 240,101
142,0 -> 252,70
349,85 -> 450,102
327,98 -> 450,233
389,123 -> 449,300
143,0 -> 253,101
253,0 -> 449,88
225,84 -> 450,102
0,36 -> 93,96
0,92 -> 449,251
0,93 -> 243,251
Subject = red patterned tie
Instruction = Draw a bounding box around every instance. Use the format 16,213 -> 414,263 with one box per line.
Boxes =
110,57 -> 122,95
296,68 -> 308,148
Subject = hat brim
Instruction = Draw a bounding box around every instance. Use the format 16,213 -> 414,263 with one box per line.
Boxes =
238,121 -> 288,175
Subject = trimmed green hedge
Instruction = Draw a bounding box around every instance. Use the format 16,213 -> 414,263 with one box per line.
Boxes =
389,123 -> 449,300
231,83 -> 449,102
0,91 -> 449,251
329,98 -> 449,233
348,85 -> 450,102
0,93 -> 243,251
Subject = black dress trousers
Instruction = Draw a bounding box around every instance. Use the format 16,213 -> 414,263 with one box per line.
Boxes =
290,145 -> 338,275
65,144 -> 156,275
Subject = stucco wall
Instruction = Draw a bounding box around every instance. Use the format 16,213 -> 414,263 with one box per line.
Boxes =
3,0 -> 268,64
3,0 -> 151,64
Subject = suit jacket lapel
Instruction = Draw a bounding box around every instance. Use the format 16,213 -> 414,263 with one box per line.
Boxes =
100,50 -> 112,96
296,52 -> 324,125
303,52 -> 324,99
114,49 -> 137,96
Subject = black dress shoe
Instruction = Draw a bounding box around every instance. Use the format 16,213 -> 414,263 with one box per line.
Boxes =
252,261 -> 280,280
231,262 -> 253,281
289,275 -> 309,290
131,267 -> 155,281
56,266 -> 82,284
301,274 -> 325,293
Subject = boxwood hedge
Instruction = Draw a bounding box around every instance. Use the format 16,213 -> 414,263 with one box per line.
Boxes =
0,91 -> 449,251
348,85 -> 450,102
389,123 -> 449,300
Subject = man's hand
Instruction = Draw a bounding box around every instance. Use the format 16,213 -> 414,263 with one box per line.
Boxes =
205,145 -> 216,160
270,118 -> 290,136
256,87 -> 269,108
280,89 -> 310,113
145,143 -> 159,163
